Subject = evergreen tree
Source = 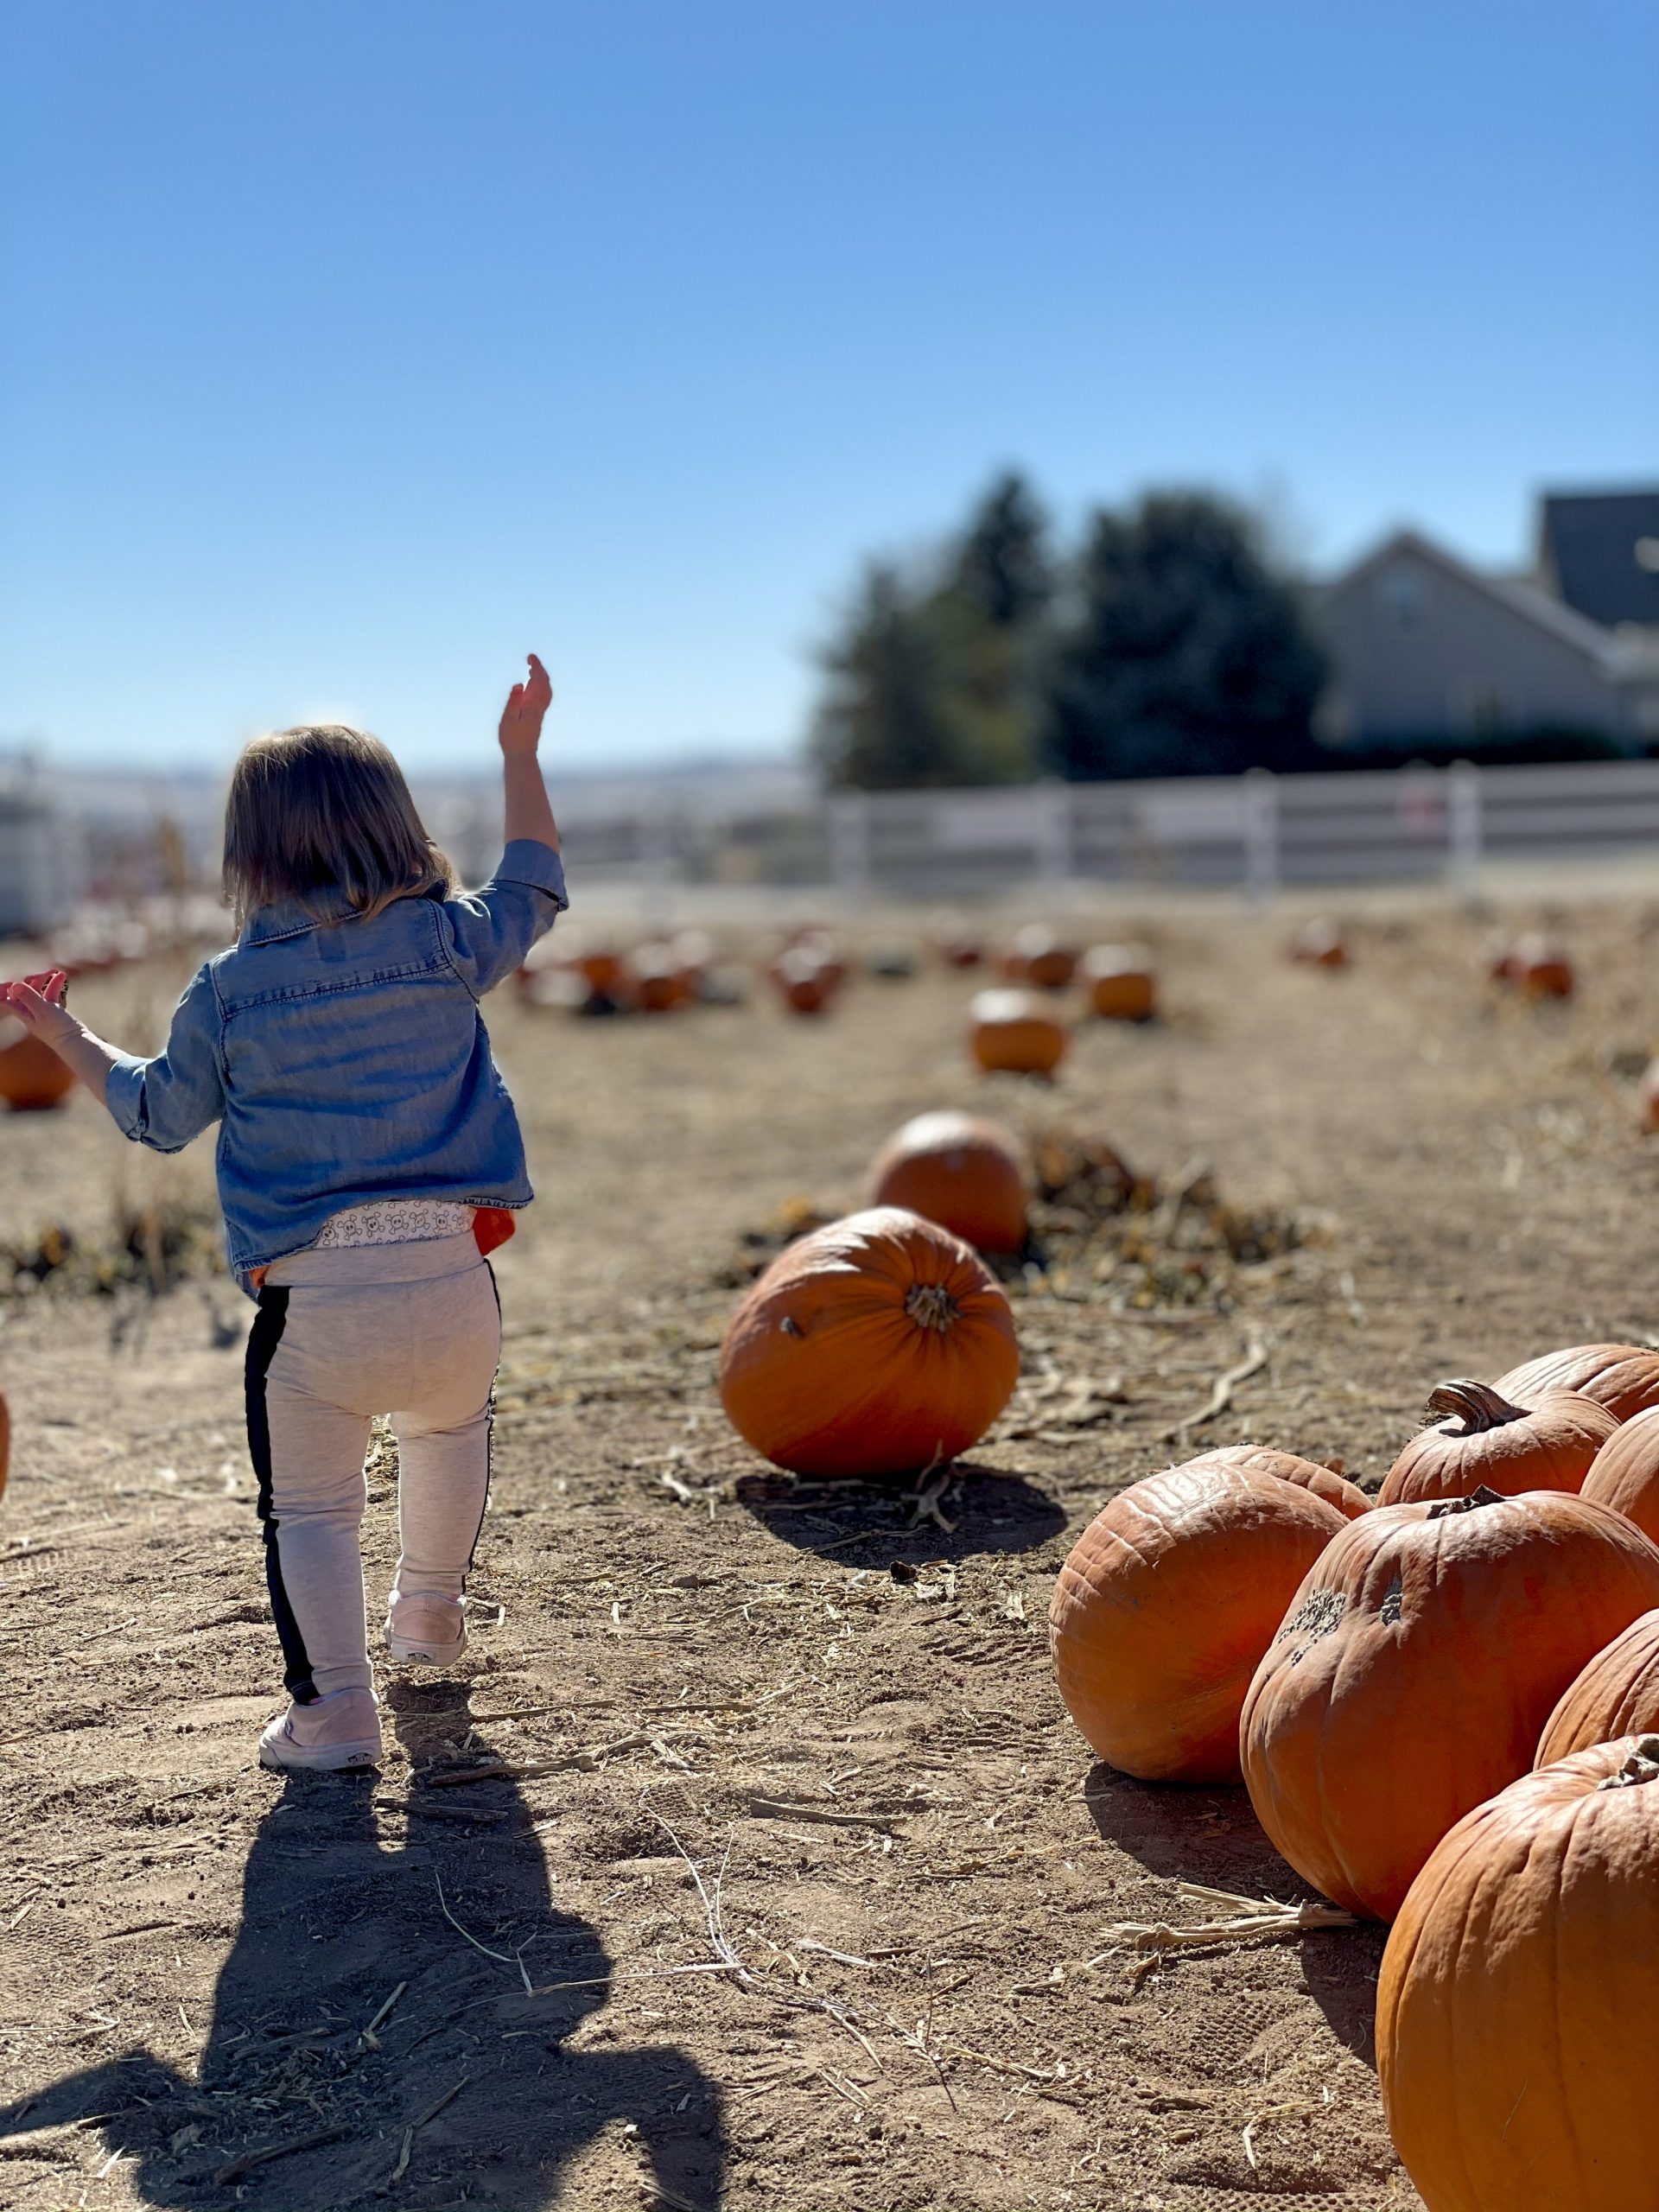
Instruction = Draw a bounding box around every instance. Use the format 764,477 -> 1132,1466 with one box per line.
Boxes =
1043,493 -> 1326,779
808,562 -> 969,789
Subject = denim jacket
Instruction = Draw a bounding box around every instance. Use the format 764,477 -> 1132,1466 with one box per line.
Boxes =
105,839 -> 568,1294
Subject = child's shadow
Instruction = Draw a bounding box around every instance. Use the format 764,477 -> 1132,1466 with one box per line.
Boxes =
0,1683 -> 725,2209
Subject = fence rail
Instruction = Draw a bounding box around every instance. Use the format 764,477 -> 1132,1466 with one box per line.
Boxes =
547,758 -> 1659,899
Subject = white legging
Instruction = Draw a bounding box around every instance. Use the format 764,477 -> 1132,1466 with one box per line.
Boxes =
246,1232 -> 501,1701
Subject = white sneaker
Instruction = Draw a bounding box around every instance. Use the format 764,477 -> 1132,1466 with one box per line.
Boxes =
385,1591 -> 467,1665
258,1688 -> 382,1773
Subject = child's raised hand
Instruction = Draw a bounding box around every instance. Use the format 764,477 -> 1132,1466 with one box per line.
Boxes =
499,654 -> 553,758
0,973 -> 74,1041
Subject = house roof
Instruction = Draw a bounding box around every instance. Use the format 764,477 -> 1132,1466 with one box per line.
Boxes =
1539,489 -> 1659,629
1322,527 -> 1631,668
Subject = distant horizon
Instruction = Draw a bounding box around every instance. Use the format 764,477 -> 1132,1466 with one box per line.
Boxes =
5,3 -> 1654,772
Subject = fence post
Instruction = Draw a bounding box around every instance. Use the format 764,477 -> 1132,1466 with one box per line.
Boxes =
827,788 -> 873,897
1243,768 -> 1279,906
1035,779 -> 1071,884
1447,760 -> 1482,905
639,806 -> 676,933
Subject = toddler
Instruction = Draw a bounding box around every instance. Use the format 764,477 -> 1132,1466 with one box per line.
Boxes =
3,658 -> 564,1771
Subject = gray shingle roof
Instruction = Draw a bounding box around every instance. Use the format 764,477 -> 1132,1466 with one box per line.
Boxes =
1539,490 -> 1659,629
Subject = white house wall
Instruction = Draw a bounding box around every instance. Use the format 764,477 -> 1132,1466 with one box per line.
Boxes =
1318,543 -> 1632,747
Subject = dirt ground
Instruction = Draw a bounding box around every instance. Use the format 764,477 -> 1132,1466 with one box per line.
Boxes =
4,883 -> 1659,2212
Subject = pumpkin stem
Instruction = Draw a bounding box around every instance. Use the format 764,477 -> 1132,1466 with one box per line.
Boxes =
1425,1484 -> 1509,1521
1423,1380 -> 1532,1434
1597,1737 -> 1659,1791
905,1282 -> 959,1335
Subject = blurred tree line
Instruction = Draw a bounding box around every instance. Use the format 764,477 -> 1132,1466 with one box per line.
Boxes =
809,474 -> 1330,786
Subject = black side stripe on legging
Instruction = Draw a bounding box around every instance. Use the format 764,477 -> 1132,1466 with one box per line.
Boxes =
462,1258 -> 502,1577
245,1287 -> 317,1705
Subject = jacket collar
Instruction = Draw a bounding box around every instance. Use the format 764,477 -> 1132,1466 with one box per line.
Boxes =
243,888 -> 364,945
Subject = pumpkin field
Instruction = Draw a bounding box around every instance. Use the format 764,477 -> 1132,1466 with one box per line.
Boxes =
6,882 -> 1659,2212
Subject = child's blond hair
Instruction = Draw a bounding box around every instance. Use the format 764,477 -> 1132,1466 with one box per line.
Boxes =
223,725 -> 454,929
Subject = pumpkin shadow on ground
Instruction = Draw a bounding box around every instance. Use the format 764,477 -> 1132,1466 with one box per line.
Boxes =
1083,1762 -> 1387,2068
734,1457 -> 1068,1563
0,1681 -> 726,2209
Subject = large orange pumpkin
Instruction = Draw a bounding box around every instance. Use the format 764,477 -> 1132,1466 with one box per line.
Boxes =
1580,1405 -> 1659,1545
1535,1608 -> 1659,1766
1050,1462 -> 1346,1783
968,989 -> 1067,1077
0,1028 -> 74,1112
718,1207 -> 1020,1478
1493,1340 -> 1659,1422
1003,924 -> 1077,991
1377,1378 -> 1618,1506
1240,1487 -> 1659,1919
1195,1444 -> 1370,1521
1080,943 -> 1157,1022
1378,1734 -> 1659,2212
868,1111 -> 1027,1255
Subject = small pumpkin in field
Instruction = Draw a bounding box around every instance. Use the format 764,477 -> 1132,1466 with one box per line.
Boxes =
868,1111 -> 1027,1255
1240,1486 -> 1659,1919
1080,944 -> 1157,1022
784,928 -> 846,991
632,943 -> 687,1013
1287,919 -> 1347,967
1581,1406 -> 1659,1544
969,989 -> 1067,1077
1510,931 -> 1573,1000
0,1025 -> 74,1112
1377,1377 -> 1618,1506
1049,1461 -> 1347,1784
1378,1734 -> 1659,2212
1196,1444 -> 1370,1520
931,913 -> 984,969
1494,1340 -> 1659,1422
1535,1609 -> 1659,1765
771,946 -> 837,1016
718,1206 -> 1019,1478
1003,924 -> 1077,991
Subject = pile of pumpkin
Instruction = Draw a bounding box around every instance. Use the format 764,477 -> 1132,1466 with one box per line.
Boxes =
949,923 -> 1159,1080
1050,1342 -> 1659,2211
715,1111 -> 1037,1471
518,926 -> 722,1014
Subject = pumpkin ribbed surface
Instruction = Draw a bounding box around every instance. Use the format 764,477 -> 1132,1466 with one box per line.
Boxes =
1049,1463 -> 1346,1784
1378,1736 -> 1659,2212
1378,1379 -> 1618,1506
868,1112 -> 1028,1255
1493,1341 -> 1659,1423
1240,1488 -> 1659,1919
1579,1404 -> 1659,1543
1536,1607 -> 1659,1766
718,1206 -> 1019,1479
1195,1444 -> 1370,1520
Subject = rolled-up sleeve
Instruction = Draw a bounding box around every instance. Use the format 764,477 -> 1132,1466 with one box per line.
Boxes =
437,839 -> 569,997
104,963 -> 227,1152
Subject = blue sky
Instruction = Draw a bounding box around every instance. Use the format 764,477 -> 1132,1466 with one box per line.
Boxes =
3,1 -> 1654,771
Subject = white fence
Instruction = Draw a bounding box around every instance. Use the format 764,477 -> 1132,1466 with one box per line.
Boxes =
551,758 -> 1659,899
